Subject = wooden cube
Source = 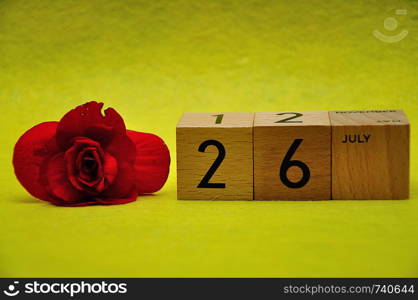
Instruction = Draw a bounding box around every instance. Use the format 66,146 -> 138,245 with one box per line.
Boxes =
254,111 -> 331,200
330,110 -> 409,199
176,112 -> 254,200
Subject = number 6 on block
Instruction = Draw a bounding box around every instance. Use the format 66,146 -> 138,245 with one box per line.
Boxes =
176,112 -> 254,200
254,111 -> 331,200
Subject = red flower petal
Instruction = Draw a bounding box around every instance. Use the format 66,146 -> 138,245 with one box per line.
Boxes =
40,153 -> 86,204
56,101 -> 126,150
13,122 -> 60,201
127,130 -> 170,194
103,152 -> 118,187
95,184 -> 138,205
101,131 -> 138,199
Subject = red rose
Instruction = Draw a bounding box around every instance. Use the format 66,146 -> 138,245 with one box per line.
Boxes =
13,101 -> 170,206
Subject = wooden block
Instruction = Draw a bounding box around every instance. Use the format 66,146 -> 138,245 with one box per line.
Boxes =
176,112 -> 254,200
329,110 -> 409,199
254,111 -> 331,200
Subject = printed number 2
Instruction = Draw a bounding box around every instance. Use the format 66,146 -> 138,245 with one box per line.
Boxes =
197,140 -> 226,188
280,139 -> 310,188
275,112 -> 303,123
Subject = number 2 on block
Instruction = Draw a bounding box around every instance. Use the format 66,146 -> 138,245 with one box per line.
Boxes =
197,140 -> 226,188
280,139 -> 310,188
275,112 -> 303,123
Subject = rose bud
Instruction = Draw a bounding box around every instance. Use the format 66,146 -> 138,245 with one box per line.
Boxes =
13,101 -> 170,206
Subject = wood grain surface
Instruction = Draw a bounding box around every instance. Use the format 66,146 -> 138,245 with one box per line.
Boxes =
330,110 -> 410,199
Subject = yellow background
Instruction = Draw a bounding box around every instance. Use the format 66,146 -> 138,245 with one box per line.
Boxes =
0,0 -> 417,277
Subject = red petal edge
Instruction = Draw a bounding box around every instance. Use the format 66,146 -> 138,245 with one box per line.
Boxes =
127,130 -> 171,194
13,122 -> 60,201
56,101 -> 126,150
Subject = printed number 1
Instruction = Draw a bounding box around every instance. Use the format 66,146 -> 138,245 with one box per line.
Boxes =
213,114 -> 224,124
